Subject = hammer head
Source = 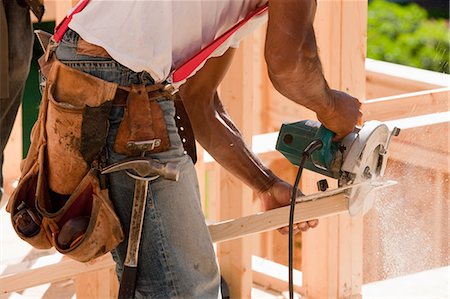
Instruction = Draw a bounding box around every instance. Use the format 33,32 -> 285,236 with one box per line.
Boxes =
101,158 -> 180,181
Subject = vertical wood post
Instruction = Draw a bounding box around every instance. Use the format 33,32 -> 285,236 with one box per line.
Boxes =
74,266 -> 119,299
302,0 -> 367,297
217,38 -> 255,299
54,0 -> 74,23
3,106 -> 22,196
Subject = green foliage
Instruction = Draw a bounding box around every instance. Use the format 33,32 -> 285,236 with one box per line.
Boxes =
368,0 -> 449,73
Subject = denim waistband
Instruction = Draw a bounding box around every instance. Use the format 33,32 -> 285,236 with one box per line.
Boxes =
56,29 -> 155,86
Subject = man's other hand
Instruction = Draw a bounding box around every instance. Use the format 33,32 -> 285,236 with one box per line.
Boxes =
317,89 -> 362,141
258,180 -> 319,234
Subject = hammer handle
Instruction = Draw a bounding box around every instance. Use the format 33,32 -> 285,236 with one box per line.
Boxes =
119,179 -> 149,298
118,266 -> 138,299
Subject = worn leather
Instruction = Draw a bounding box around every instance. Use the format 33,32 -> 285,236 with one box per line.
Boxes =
174,97 -> 197,164
53,170 -> 124,262
114,84 -> 171,156
45,61 -> 117,194
76,38 -> 111,58
7,60 -> 124,261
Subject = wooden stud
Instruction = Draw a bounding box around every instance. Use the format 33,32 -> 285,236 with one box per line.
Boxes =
54,0 -> 74,24
302,0 -> 367,297
74,267 -> 118,299
217,37 -> 255,299
2,106 -> 22,197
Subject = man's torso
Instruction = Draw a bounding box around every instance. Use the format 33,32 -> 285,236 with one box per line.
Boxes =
69,0 -> 267,83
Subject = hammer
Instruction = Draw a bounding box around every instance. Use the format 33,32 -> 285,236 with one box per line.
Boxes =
102,157 -> 180,299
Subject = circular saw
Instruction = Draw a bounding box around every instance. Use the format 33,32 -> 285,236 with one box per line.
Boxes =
276,120 -> 400,215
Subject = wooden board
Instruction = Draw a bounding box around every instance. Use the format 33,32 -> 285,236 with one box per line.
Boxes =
0,255 -> 113,295
363,88 -> 450,121
210,193 -> 347,243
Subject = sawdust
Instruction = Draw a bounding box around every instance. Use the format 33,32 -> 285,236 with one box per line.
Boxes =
363,154 -> 448,283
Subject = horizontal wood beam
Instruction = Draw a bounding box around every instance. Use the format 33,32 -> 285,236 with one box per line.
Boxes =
252,255 -> 303,295
2,253 -> 306,297
363,87 -> 450,121
0,254 -> 113,294
366,59 -> 449,88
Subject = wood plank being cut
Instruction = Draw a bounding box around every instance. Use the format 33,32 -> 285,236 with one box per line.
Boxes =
209,193 -> 347,243
209,180 -> 396,243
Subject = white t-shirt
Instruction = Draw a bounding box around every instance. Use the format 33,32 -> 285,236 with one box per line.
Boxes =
69,0 -> 267,85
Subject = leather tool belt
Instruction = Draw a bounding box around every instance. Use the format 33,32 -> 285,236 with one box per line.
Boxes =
7,60 -> 124,262
41,35 -> 197,162
7,36 -> 197,263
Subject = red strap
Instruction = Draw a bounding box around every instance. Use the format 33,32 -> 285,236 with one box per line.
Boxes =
171,3 -> 268,83
53,0 -> 90,42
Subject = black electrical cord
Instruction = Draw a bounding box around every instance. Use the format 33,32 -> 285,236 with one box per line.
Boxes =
289,139 -> 323,299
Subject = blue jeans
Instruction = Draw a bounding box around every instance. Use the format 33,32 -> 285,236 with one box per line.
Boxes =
55,29 -> 220,299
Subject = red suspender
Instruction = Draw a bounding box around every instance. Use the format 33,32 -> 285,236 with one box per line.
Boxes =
53,0 -> 90,42
171,3 -> 268,83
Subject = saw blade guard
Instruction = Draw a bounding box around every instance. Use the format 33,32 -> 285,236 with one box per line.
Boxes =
340,121 -> 396,215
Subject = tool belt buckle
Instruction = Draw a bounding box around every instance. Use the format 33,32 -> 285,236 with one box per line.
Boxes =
126,139 -> 162,154
163,84 -> 178,99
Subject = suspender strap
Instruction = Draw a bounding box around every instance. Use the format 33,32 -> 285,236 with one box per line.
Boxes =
171,3 -> 268,83
53,0 -> 90,42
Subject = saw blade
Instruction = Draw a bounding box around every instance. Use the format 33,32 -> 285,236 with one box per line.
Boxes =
339,121 -> 392,215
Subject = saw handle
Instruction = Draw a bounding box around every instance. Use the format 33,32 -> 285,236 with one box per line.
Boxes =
118,265 -> 138,299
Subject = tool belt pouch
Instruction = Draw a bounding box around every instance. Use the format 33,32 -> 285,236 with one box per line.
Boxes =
37,169 -> 124,262
114,84 -> 171,156
7,60 -> 124,261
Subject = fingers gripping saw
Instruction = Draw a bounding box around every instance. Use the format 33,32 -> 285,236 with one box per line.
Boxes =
102,157 -> 181,299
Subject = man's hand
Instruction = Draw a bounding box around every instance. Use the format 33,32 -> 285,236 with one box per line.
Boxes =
317,89 -> 363,140
257,180 -> 319,234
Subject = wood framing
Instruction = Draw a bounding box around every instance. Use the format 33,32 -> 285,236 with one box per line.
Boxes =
365,58 -> 448,99
301,0 -> 368,297
217,37 -> 256,299
0,254 -> 113,295
363,87 -> 450,121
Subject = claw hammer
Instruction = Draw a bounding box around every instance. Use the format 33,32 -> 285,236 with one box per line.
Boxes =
102,156 -> 180,299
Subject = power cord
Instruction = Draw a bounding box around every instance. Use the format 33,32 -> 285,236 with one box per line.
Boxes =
289,139 -> 323,299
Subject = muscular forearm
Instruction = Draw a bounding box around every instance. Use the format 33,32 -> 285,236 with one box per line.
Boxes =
184,91 -> 278,193
179,49 -> 278,193
265,0 -> 332,115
